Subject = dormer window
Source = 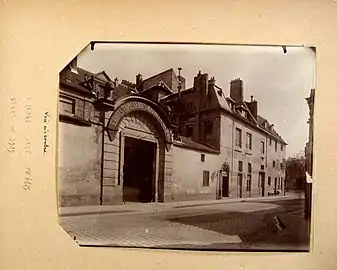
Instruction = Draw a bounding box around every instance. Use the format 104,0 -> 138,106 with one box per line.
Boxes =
185,124 -> 194,138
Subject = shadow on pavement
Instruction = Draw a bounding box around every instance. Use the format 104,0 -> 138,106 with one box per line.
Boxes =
165,199 -> 310,252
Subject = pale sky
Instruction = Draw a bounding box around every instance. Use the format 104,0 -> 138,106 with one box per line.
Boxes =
77,43 -> 316,158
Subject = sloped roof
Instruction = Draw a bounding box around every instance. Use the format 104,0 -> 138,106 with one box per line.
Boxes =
143,68 -> 181,92
213,85 -> 232,112
59,67 -> 93,94
95,71 -> 112,82
60,66 -> 133,98
173,136 -> 220,154
257,115 -> 286,144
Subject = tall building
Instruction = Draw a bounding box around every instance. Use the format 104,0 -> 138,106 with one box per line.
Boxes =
305,89 -> 315,177
305,88 -> 315,219
58,58 -> 287,207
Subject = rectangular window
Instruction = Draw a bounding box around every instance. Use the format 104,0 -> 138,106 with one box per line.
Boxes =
275,178 -> 277,189
238,161 -> 243,172
268,176 -> 271,186
60,96 -> 75,115
261,141 -> 265,154
246,163 -> 252,192
201,154 -> 205,162
246,133 -> 252,150
269,138 -> 272,146
238,173 -> 243,189
204,120 -> 213,140
203,170 -> 210,187
235,128 -> 242,147
275,141 -> 278,152
204,120 -> 213,134
278,177 -> 281,189
281,144 -> 284,151
273,160 -> 276,168
185,125 -> 193,138
280,163 -> 283,170
246,174 -> 252,192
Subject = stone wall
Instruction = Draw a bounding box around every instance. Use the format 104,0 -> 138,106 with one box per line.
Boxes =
170,145 -> 221,201
58,121 -> 102,206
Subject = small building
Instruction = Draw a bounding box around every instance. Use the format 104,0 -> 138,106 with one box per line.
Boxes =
58,57 -> 287,207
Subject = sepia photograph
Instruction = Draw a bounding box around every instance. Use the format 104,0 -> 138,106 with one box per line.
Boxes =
57,42 -> 315,251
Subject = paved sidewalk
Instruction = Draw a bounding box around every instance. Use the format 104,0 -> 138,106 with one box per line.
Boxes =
59,192 -> 304,217
59,197 -> 307,250
61,214 -> 242,247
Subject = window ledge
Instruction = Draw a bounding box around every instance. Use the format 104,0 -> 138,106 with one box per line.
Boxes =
234,146 -> 242,152
59,113 -> 91,126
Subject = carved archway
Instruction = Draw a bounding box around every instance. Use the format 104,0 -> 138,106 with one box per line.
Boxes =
107,95 -> 173,150
221,162 -> 230,175
104,95 -> 172,203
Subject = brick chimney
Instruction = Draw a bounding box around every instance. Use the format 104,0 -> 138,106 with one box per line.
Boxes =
230,78 -> 243,104
193,71 -> 208,94
246,96 -> 258,119
136,73 -> 143,92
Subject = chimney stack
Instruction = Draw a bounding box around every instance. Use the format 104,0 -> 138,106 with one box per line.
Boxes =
209,76 -> 216,85
246,94 -> 258,119
230,78 -> 243,104
177,68 -> 186,90
136,73 -> 143,92
193,71 -> 208,94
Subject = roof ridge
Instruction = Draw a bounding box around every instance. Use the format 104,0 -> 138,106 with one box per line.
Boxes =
143,68 -> 175,82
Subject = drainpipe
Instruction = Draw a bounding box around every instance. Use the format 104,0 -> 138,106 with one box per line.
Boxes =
99,110 -> 105,205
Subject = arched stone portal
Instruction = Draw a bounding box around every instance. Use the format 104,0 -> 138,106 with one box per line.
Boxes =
102,96 -> 173,204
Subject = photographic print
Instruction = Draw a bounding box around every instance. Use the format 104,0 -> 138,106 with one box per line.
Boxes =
57,42 -> 315,251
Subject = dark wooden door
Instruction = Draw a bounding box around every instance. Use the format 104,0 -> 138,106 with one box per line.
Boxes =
222,176 -> 229,197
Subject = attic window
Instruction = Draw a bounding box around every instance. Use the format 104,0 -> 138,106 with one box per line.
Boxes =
201,154 -> 205,162
185,124 -> 194,138
65,78 -> 72,84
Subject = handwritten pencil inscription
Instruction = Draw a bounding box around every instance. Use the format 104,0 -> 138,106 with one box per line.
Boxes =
43,112 -> 50,155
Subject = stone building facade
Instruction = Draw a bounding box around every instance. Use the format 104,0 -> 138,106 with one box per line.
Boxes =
304,88 -> 315,219
58,57 -> 287,207
305,89 -> 315,177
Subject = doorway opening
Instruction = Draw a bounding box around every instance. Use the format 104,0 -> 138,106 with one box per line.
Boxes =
123,136 -> 156,203
222,175 -> 229,197
259,172 -> 266,197
238,173 -> 243,198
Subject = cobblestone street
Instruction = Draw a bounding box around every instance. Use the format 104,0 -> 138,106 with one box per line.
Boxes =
59,196 -> 310,251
